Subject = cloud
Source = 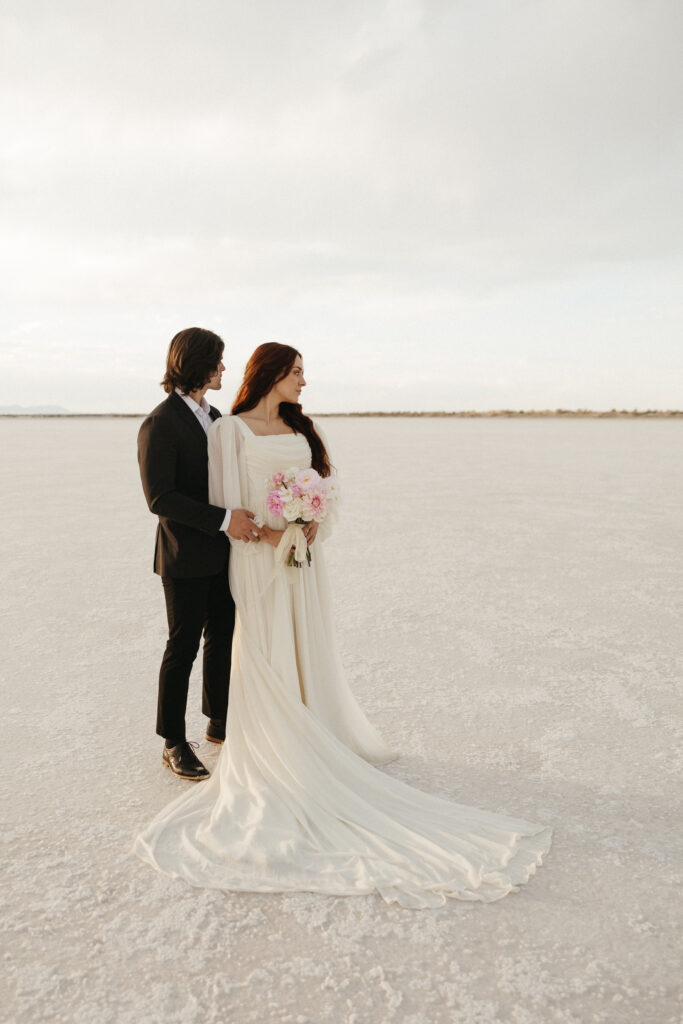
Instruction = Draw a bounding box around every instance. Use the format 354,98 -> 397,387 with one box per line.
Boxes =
0,0 -> 681,409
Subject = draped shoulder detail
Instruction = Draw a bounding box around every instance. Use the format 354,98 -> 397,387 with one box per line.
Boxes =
208,416 -> 251,550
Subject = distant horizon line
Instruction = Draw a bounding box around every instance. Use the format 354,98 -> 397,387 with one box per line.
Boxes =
1,409 -> 682,419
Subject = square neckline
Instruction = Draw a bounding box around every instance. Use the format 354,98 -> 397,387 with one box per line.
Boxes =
233,414 -> 298,439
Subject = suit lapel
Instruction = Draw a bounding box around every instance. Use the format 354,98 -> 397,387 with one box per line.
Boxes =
168,392 -> 208,446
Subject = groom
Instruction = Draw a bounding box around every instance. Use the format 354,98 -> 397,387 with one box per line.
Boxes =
138,327 -> 261,780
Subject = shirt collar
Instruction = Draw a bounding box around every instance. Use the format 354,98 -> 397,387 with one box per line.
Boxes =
175,387 -> 211,416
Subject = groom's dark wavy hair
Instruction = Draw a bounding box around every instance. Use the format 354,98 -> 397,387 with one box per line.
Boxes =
161,327 -> 224,395
232,343 -> 331,477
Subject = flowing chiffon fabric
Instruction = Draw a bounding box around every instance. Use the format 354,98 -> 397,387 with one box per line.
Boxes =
133,417 -> 551,907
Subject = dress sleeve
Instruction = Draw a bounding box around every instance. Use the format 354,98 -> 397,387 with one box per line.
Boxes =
208,417 -> 257,552
314,420 -> 339,544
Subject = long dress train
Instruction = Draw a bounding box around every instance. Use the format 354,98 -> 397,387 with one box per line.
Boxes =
133,417 -> 551,908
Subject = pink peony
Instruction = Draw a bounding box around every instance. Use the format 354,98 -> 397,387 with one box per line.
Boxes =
295,468 -> 321,494
290,483 -> 303,498
272,471 -> 286,486
302,490 -> 328,522
266,489 -> 285,516
324,475 -> 339,498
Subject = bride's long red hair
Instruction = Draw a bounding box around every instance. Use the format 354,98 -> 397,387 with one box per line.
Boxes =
231,343 -> 331,477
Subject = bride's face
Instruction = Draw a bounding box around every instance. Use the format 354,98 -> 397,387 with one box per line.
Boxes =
273,356 -> 306,404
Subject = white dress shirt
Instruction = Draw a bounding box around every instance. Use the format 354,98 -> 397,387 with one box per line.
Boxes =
176,389 -> 232,532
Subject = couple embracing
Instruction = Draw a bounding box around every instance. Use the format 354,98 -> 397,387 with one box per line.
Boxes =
135,328 -> 551,908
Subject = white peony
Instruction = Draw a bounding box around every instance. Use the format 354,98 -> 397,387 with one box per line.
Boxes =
283,496 -> 304,520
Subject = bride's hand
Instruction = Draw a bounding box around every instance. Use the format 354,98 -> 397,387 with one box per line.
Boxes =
304,522 -> 319,546
261,525 -> 285,548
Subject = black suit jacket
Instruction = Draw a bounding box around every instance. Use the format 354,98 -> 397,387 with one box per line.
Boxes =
137,392 -> 229,578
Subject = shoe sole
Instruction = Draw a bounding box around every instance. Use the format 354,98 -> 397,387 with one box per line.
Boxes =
162,757 -> 210,781
205,733 -> 225,745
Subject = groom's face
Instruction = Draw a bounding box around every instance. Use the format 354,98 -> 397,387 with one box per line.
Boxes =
206,358 -> 225,391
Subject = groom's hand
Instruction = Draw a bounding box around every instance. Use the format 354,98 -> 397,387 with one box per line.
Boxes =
228,509 -> 262,543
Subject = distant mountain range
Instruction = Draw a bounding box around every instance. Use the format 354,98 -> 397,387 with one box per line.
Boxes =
0,405 -> 71,414
0,408 -> 681,418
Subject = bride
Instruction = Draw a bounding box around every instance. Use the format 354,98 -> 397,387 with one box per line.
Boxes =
133,343 -> 551,907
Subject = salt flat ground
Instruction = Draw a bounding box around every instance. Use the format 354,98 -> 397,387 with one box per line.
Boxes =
1,416 -> 681,1024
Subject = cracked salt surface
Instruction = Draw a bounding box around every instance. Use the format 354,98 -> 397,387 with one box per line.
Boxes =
1,416 -> 681,1023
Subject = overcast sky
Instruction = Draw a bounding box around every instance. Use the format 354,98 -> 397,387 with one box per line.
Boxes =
1,0 -> 681,412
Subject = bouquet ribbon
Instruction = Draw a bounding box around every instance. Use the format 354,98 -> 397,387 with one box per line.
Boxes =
274,522 -> 308,569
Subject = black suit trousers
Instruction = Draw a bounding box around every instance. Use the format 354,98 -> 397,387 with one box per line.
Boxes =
157,564 -> 235,740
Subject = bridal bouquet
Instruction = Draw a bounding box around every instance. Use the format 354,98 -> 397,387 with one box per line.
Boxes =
265,467 -> 338,568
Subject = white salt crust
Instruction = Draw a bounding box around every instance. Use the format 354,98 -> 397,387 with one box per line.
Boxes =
1,416 -> 681,1023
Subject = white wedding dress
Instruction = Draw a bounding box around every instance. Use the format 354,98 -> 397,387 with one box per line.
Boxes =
133,416 -> 551,907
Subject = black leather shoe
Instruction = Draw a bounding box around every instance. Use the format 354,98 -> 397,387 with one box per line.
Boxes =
206,718 -> 226,745
162,740 -> 210,781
